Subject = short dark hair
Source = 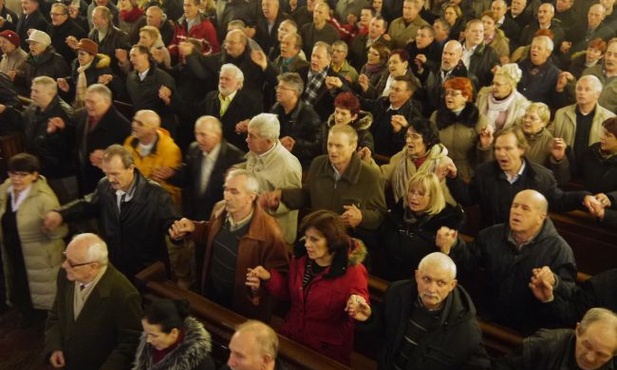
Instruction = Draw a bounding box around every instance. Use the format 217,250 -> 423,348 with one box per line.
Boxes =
299,210 -> 348,256
143,299 -> 190,333
394,75 -> 418,93
8,153 -> 40,173
602,117 -> 617,137
409,118 -> 440,148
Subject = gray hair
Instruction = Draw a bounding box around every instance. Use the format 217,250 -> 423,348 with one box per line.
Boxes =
313,41 -> 333,58
32,76 -> 58,94
332,40 -> 348,53
248,113 -> 280,141
220,63 -> 245,88
533,35 -> 554,52
277,72 -> 304,96
418,252 -> 457,279
72,233 -> 109,265
195,115 -> 223,134
579,308 -> 617,342
578,75 -> 603,94
235,320 -> 279,360
86,83 -> 112,103
103,144 -> 134,168
226,169 -> 260,194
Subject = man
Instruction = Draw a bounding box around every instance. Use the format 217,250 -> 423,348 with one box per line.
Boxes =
125,44 -> 177,135
530,266 -> 617,327
350,252 -> 491,369
348,15 -> 389,70
420,40 -> 473,115
507,0 -> 534,32
405,25 -> 441,78
144,6 -> 173,45
123,109 -> 182,206
445,126 -> 602,227
263,125 -> 387,243
19,29 -> 69,96
461,19 -> 499,88
84,6 -> 131,76
44,233 -> 142,370
335,0 -> 369,25
168,0 -> 220,60
169,169 -> 289,321
86,0 -> 119,30
432,18 -> 451,46
330,40 -> 359,83
356,6 -> 375,36
0,29 -> 27,80
254,0 -> 291,54
436,189 -> 578,332
268,18 -> 301,60
238,113 -> 302,244
72,84 -> 131,194
517,35 -> 569,109
551,75 -> 616,171
520,3 -> 566,48
215,0 -> 257,42
57,38 -> 114,109
270,72 -> 322,166
0,0 -> 18,33
299,2 -> 339,57
20,76 -> 78,204
495,308 -> 617,369
223,320 -> 282,370
368,75 -> 422,157
554,0 -> 581,51
161,63 -> 262,152
582,38 -> 617,112
274,32 -> 308,73
16,0 -> 48,51
491,0 -> 520,51
48,3 -> 87,62
298,41 -> 347,121
387,0 -> 428,49
563,4 -> 614,56
44,145 -> 178,280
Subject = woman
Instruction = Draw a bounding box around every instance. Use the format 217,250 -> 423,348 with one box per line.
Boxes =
372,0 -> 383,17
247,210 -> 370,365
482,11 -> 510,65
431,77 -> 489,181
569,38 -> 607,79
361,49 -> 420,99
118,0 -> 144,44
0,153 -> 66,325
358,42 -> 390,88
139,25 -> 172,69
443,4 -> 464,41
133,299 -> 215,370
325,92 -> 374,152
476,63 -> 530,131
519,102 -> 555,165
381,172 -> 464,281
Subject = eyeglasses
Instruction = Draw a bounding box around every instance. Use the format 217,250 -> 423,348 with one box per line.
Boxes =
406,133 -> 423,140
50,12 -> 67,16
275,85 -> 294,91
63,251 -> 95,268
408,190 -> 429,198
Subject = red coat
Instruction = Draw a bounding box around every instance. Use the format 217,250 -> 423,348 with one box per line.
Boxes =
265,238 -> 369,365
169,14 -> 221,58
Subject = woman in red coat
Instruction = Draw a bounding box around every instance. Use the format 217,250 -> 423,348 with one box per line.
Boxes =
247,210 -> 371,365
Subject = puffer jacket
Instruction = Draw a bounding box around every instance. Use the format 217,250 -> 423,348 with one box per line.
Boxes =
266,238 -> 370,365
131,317 -> 215,370
0,177 -> 67,310
63,53 -> 115,102
19,46 -> 70,95
324,110 -> 374,152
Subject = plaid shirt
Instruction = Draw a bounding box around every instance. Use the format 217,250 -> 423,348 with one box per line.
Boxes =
302,68 -> 328,105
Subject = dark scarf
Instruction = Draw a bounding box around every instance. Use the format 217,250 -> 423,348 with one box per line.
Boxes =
435,102 -> 479,130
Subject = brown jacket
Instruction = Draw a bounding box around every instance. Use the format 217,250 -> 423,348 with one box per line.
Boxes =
193,202 -> 289,321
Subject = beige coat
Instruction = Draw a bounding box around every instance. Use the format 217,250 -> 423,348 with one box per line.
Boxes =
476,87 -> 530,130
0,177 -> 67,310
388,16 -> 429,49
550,103 -> 616,147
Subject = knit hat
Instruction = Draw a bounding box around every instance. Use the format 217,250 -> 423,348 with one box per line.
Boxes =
77,38 -> 98,55
494,63 -> 523,85
27,30 -> 52,47
0,30 -> 20,48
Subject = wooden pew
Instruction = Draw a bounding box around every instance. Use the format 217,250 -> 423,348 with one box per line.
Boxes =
135,262 -> 354,370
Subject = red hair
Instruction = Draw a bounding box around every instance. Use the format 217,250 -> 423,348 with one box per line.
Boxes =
334,92 -> 361,115
443,77 -> 474,101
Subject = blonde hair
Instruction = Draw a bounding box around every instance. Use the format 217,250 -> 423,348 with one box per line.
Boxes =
407,172 -> 445,215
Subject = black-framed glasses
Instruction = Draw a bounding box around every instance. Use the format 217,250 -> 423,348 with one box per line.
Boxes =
63,251 -> 95,268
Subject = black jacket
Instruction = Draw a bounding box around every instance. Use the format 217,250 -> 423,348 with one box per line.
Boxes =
580,143 -> 617,201
381,200 -> 464,281
450,219 -> 577,332
368,96 -> 423,157
131,317 -> 215,370
495,328 -> 616,370
297,65 -> 349,122
59,169 -> 178,279
18,46 -> 70,96
124,63 -> 176,126
0,6 -> 18,32
62,54 -> 115,103
169,140 -> 245,221
16,10 -> 49,51
21,95 -> 76,179
447,158 -> 590,226
271,100 -> 322,167
88,25 -> 131,76
466,42 -> 500,88
376,280 -> 490,370
47,19 -> 87,62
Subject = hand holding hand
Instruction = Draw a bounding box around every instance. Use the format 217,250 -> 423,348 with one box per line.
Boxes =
259,190 -> 282,211
89,149 -> 105,168
390,114 -> 408,133
280,136 -> 295,151
435,226 -> 457,254
47,117 -> 66,133
57,78 -> 70,92
345,294 -> 371,322
43,211 -> 63,231
49,350 -> 66,368
245,266 -> 271,292
235,119 -> 249,134
529,266 -> 556,302
341,204 -> 362,228
550,138 -> 566,161
479,125 -> 494,149
250,50 -> 268,70
151,167 -> 175,182
357,146 -> 372,162
169,218 -> 195,239
158,85 -> 172,105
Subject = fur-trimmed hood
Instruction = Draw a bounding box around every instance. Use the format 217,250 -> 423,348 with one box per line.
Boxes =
326,110 -> 373,131
131,317 -> 213,370
293,237 -> 367,279
435,102 -> 480,130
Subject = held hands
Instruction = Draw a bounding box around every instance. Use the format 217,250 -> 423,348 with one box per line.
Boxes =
478,125 -> 494,149
345,294 -> 371,322
158,85 -> 172,105
259,190 -> 282,211
235,119 -> 249,134
57,78 -> 70,92
43,211 -> 63,231
435,157 -> 455,180
550,138 -> 566,161
529,266 -> 556,302
66,36 -> 78,49
89,149 -> 105,169
250,50 -> 268,70
325,76 -> 343,90
583,194 -> 605,218
442,161 -> 458,179
341,204 -> 362,228
245,266 -> 271,293
169,218 -> 196,239
390,114 -> 408,133
151,167 -> 175,182
47,117 -> 66,134
594,193 -> 612,208
357,146 -> 372,162
280,136 -> 296,152
358,74 -> 369,92
435,226 -> 457,254
555,72 -> 574,92
49,350 -> 66,368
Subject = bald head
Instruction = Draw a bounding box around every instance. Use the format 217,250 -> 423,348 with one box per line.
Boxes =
441,40 -> 463,71
132,110 -> 160,143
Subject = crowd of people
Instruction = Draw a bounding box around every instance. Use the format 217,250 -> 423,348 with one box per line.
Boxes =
0,0 -> 616,367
